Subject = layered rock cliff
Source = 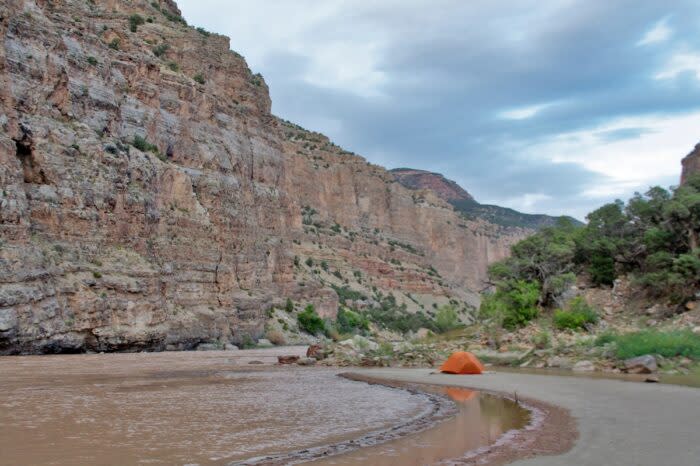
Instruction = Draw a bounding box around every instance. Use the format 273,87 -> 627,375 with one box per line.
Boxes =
0,0 -> 524,354
681,143 -> 700,185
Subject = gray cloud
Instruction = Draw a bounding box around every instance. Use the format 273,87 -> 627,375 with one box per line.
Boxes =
179,0 -> 700,220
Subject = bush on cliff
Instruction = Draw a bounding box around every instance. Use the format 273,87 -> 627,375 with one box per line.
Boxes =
129,14 -> 145,32
297,305 -> 325,335
336,308 -> 369,334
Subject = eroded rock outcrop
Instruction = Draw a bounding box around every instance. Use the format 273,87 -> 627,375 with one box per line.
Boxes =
681,143 -> 700,185
0,0 -> 523,354
390,168 -> 474,202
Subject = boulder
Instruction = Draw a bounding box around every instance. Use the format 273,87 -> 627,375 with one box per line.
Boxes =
297,357 -> 317,366
645,374 -> 660,383
623,355 -> 657,374
278,355 -> 300,365
0,308 -> 17,332
339,335 -> 378,352
546,356 -> 573,369
224,343 -> 239,351
306,344 -> 323,359
257,338 -> 273,347
573,360 -> 595,372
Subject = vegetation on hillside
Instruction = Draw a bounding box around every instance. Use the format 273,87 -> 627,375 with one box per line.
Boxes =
481,174 -> 700,329
450,198 -> 582,230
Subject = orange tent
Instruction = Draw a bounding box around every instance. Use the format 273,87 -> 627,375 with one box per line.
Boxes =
439,351 -> 484,375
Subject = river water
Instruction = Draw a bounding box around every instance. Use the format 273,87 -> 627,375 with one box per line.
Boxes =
0,350 -> 529,465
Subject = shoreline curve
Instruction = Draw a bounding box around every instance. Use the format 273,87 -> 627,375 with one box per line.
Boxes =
346,368 -> 700,466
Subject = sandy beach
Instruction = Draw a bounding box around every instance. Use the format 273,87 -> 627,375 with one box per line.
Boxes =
348,368 -> 700,466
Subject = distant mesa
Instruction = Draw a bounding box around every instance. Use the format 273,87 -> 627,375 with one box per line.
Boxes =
391,168 -> 581,230
390,168 -> 475,202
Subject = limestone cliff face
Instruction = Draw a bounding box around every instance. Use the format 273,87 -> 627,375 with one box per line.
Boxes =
0,0 -> 522,354
681,143 -> 700,185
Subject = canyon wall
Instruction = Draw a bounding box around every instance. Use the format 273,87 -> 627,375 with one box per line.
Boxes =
681,143 -> 700,185
0,0 -> 523,354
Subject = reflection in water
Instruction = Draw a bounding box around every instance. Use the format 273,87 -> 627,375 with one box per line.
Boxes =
313,386 -> 530,466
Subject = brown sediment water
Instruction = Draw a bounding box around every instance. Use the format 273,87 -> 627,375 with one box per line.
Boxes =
0,351 -> 532,465
309,381 -> 531,466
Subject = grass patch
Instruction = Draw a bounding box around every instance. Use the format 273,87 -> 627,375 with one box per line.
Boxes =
600,330 -> 700,360
553,297 -> 599,330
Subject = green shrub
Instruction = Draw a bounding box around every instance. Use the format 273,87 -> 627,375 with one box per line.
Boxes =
611,330 -> 700,360
480,280 -> 540,330
297,305 -> 325,335
594,331 -> 616,346
553,297 -> 599,330
305,257 -> 313,267
196,26 -> 211,37
87,56 -> 98,66
167,62 -> 179,72
284,298 -> 294,313
364,295 -> 436,334
332,285 -> 367,305
163,10 -> 186,24
434,305 -> 461,333
132,135 -> 159,153
108,38 -> 120,50
152,43 -> 169,57
129,14 -> 145,32
240,334 -> 255,349
193,73 -> 206,85
336,308 -> 369,334
532,330 -> 551,349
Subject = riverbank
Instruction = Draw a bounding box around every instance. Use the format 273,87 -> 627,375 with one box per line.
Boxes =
348,368 -> 700,466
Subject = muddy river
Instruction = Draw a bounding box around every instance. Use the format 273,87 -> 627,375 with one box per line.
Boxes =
0,349 -> 529,465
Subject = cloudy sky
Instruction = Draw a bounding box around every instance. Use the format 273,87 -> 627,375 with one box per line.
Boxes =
178,0 -> 700,220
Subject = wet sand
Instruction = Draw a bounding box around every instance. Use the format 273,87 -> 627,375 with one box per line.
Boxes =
350,368 -> 700,466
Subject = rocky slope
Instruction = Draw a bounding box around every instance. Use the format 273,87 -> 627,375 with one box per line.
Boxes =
391,168 -> 581,229
0,0 -> 526,354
